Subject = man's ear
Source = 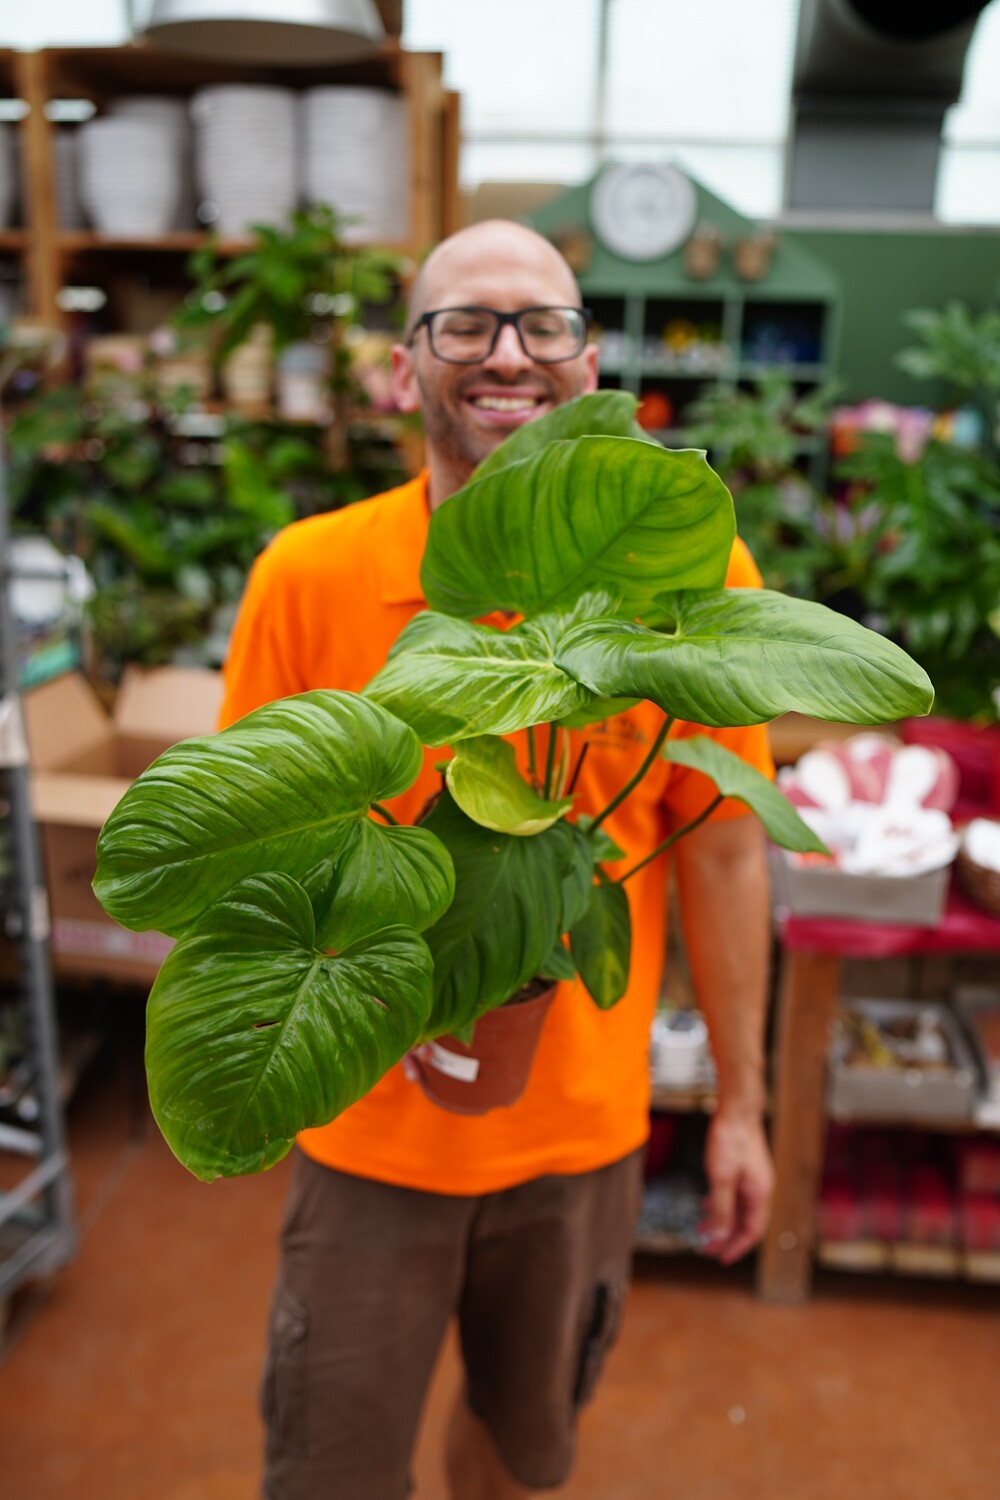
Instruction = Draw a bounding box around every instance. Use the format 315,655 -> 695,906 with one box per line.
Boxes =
390,343 -> 421,414
582,342 -> 599,394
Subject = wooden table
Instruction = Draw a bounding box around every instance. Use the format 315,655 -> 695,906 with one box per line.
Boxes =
757,883 -> 1000,1302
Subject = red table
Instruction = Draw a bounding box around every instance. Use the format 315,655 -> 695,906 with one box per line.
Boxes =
757,884 -> 1000,1302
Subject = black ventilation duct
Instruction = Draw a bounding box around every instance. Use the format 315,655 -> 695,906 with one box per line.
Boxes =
786,0 -> 992,213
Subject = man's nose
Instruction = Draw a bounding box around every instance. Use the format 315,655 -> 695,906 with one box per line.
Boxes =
483,321 -> 534,377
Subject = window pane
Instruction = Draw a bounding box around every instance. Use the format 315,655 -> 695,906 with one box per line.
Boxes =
606,140 -> 785,219
460,140 -> 596,192
604,0 -> 797,143
404,0 -> 600,136
0,0 -> 128,46
935,146 -> 1000,225
943,2 -> 1000,146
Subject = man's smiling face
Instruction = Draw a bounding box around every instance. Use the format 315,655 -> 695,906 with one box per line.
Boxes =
391,221 -> 599,507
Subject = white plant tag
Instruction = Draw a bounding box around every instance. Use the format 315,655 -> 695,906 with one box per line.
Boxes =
424,1041 -> 480,1083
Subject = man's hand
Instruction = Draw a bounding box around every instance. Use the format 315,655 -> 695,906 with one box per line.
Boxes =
699,1108 -> 774,1265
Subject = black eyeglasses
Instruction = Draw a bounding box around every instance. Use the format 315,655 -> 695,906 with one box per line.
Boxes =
408,305 -> 592,364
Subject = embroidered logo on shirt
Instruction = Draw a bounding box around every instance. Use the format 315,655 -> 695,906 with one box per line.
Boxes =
588,719 -> 650,753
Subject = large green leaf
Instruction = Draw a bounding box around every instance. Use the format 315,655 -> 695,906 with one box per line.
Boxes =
569,881 -> 631,1010
364,610 -> 592,744
301,820 -> 455,950
557,695 -> 641,728
539,940 -> 577,982
662,738 -> 829,853
472,390 -> 659,481
420,436 -> 735,623
419,793 -> 593,1036
94,691 -> 423,936
145,873 -> 433,1181
445,736 -> 573,834
556,589 -> 935,728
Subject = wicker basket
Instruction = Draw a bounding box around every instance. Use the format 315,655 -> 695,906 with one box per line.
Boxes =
957,823 -> 1000,918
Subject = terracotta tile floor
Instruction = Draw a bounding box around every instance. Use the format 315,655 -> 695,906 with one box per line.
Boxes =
2,1040 -> 1000,1500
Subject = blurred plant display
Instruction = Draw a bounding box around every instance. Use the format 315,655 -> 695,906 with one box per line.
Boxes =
684,372 -> 842,596
895,300 -> 1000,419
835,433 -> 1000,720
7,377 -> 409,680
8,382 -> 281,678
686,309 -> 1000,722
7,207 -> 420,680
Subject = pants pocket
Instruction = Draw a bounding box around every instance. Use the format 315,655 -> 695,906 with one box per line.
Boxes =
261,1286 -> 310,1462
572,1278 -> 625,1410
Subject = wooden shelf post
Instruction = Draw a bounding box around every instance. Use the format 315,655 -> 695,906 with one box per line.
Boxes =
13,50 -> 60,323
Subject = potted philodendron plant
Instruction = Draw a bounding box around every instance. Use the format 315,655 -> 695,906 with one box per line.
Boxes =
93,393 -> 934,1181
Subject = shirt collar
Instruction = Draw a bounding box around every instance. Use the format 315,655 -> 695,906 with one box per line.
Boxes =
376,470 -> 431,604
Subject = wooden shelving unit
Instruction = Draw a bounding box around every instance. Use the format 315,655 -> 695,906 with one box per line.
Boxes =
1,42 -> 461,325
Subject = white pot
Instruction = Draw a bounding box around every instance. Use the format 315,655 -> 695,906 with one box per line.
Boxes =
300,86 -> 408,240
191,85 -> 298,234
54,128 -> 83,230
110,97 -> 195,228
79,117 -> 182,236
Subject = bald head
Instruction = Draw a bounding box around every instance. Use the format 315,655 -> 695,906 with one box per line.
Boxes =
391,217 -> 598,507
405,220 -> 582,337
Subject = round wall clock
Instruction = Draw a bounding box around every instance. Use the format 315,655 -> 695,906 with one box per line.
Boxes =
589,163 -> 698,261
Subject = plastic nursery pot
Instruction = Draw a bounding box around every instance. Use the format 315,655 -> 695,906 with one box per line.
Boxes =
409,979 -> 558,1116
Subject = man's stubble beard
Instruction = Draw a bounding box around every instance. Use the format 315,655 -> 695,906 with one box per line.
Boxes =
415,369 -> 568,475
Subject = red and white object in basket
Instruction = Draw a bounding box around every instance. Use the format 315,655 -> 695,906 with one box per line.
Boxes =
778,733 -> 961,877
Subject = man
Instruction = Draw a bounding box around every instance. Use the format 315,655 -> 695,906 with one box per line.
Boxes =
220,219 -> 774,1500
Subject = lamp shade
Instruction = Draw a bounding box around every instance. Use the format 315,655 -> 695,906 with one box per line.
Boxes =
142,0 -> 386,64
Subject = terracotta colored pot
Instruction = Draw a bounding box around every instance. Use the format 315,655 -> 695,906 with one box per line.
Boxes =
410,982 -> 557,1115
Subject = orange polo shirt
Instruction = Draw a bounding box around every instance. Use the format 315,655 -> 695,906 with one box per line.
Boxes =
220,472 -> 773,1195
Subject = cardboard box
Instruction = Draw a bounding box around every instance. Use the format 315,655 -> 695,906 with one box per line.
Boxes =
24,667 -> 223,985
769,845 -> 950,926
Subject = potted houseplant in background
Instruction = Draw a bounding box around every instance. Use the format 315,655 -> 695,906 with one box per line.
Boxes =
91,393 -> 933,1182
176,203 -> 413,480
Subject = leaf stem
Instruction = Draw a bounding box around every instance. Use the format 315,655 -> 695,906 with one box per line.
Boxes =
588,715 -> 674,835
543,723 -> 559,799
616,794 -> 723,884
567,741 -> 590,796
371,803 -> 400,826
528,724 -> 538,785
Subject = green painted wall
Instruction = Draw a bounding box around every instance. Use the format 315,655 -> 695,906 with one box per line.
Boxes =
782,228 -> 1000,405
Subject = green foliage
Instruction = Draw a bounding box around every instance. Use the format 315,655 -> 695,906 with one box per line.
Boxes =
684,372 -> 840,595
177,204 -> 402,361
686,371 -> 836,480
417,791 -> 593,1037
445,736 -> 573,834
145,876 -> 435,1181
688,320 -> 1000,720
94,691 -> 435,936
553,586 -> 931,728
836,432 -> 1000,718
92,391 -> 934,1179
896,300 -> 1000,399
569,882 -> 631,1010
8,385 -> 408,677
661,739 -> 827,854
421,435 -> 736,622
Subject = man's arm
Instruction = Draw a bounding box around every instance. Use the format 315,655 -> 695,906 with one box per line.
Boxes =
671,811 -> 775,1264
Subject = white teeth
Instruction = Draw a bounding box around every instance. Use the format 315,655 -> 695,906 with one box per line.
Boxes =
471,396 -> 538,412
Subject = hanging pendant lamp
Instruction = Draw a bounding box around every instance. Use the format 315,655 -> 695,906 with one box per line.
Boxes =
141,0 -> 386,64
